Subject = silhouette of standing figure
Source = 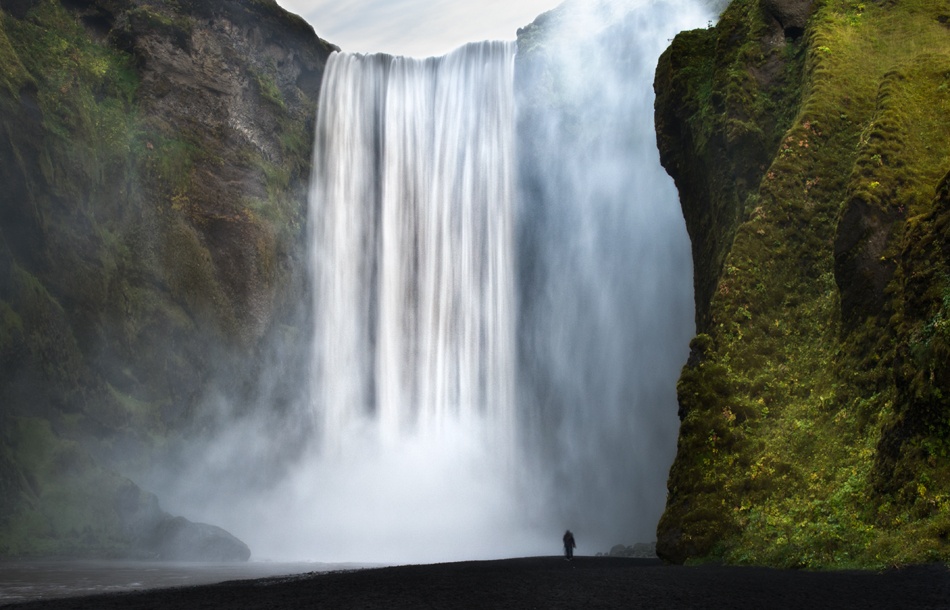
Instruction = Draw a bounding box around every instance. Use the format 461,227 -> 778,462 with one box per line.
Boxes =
563,530 -> 576,560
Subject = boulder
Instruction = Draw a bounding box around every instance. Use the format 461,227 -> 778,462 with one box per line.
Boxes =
607,542 -> 658,558
116,479 -> 250,561
151,517 -> 251,562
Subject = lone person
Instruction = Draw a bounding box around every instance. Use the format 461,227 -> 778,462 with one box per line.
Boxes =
563,530 -> 576,560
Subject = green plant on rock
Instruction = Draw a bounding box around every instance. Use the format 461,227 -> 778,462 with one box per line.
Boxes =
253,68 -> 286,109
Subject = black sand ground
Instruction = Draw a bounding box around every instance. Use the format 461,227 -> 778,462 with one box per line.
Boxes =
4,557 -> 949,609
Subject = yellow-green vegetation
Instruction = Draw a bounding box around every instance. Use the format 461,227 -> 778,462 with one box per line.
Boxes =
128,4 -> 193,33
659,0 -> 950,567
254,67 -> 286,109
9,265 -> 85,396
4,1 -> 140,171
0,18 -> 29,95
0,417 -> 131,556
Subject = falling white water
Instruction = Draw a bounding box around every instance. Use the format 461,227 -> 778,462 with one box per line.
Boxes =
311,41 -> 517,452
298,41 -> 537,562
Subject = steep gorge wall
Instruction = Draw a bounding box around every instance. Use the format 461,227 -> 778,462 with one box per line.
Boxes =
0,0 -> 334,558
656,0 -> 950,566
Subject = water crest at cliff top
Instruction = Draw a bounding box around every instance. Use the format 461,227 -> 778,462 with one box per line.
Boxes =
312,42 -> 518,453
155,0 -> 711,563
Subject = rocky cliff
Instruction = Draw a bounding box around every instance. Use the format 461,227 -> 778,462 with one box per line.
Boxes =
0,0 -> 334,558
656,0 -> 950,566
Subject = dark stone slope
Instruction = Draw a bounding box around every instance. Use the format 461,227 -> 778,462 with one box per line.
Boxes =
655,0 -> 950,566
0,0 -> 334,558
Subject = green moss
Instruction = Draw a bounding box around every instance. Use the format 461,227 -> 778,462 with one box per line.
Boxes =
238,101 -> 311,262
127,5 -> 194,42
1,0 -> 320,558
0,417 -> 131,557
666,27 -> 718,150
2,0 -> 143,219
0,16 -> 31,96
145,133 -> 199,196
104,381 -> 175,439
0,300 -> 24,350
658,0 -> 950,567
246,158 -> 301,232
847,58 -> 950,215
907,275 -> 950,384
253,68 -> 286,109
6,1 -> 138,136
129,6 -> 177,29
10,265 -> 86,395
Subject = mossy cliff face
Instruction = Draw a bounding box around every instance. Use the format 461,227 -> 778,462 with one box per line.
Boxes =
656,0 -> 950,566
0,0 -> 333,557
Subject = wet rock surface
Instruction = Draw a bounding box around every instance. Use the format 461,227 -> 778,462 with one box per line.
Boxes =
146,517 -> 250,562
603,542 -> 657,558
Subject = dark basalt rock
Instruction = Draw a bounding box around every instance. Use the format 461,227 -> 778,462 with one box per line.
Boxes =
0,0 -> 39,19
833,196 -> 899,326
117,478 -> 250,561
150,517 -> 251,562
762,0 -> 815,38
605,542 -> 657,558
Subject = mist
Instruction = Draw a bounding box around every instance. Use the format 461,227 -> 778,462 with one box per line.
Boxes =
143,0 -> 714,563
515,0 -> 710,551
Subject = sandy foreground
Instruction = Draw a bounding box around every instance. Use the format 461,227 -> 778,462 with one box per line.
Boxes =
2,556 -> 949,609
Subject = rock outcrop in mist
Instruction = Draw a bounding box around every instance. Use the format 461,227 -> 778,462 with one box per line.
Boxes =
0,0 -> 333,558
656,0 -> 950,566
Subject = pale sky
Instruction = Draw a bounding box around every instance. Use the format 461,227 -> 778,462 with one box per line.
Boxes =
275,0 -> 563,58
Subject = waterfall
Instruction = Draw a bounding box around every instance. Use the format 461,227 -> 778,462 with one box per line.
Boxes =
154,0 -> 712,564
310,41 -> 517,452
301,0 -> 709,559
299,42 -> 536,562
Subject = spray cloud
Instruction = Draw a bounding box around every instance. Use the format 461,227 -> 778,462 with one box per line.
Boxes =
514,0 -> 710,551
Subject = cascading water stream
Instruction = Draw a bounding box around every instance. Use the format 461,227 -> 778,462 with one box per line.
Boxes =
310,41 -> 518,455
295,41 -> 541,562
